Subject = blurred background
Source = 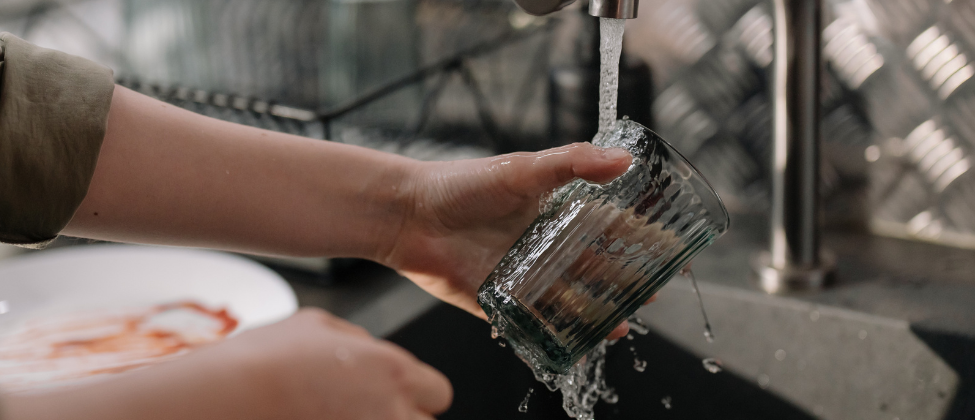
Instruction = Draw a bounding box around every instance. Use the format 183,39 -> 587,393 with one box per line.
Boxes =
3,0 -> 975,249
3,0 -> 975,419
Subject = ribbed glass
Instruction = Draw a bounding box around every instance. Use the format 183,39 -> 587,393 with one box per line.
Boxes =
478,119 -> 730,374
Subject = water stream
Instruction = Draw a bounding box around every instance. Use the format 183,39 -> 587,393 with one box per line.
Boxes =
596,18 -> 626,139
500,16 -> 720,419
680,267 -> 715,343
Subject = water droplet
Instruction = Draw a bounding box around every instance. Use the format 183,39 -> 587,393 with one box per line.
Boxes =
518,388 -> 533,413
499,341 -> 507,347
626,334 -> 634,340
633,358 -> 647,372
539,190 -> 556,215
530,341 -> 616,419
661,396 -> 672,409
774,349 -> 787,361
809,310 -> 820,321
684,269 -> 716,343
859,330 -> 868,340
627,314 -> 650,335
758,374 -> 771,389
702,358 -> 723,373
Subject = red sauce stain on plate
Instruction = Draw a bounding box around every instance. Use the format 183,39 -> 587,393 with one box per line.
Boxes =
0,301 -> 238,392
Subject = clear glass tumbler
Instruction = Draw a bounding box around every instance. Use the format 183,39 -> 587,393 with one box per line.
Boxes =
478,119 -> 730,374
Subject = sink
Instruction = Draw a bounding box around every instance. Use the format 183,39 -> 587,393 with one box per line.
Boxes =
282,216 -> 975,420
388,303 -> 817,420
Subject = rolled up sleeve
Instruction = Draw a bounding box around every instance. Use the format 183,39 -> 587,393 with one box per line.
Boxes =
0,33 -> 115,248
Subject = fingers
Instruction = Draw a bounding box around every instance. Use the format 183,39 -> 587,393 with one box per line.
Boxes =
297,307 -> 371,338
498,143 -> 632,198
606,321 -> 630,341
406,361 -> 453,414
410,412 -> 437,420
644,293 -> 658,305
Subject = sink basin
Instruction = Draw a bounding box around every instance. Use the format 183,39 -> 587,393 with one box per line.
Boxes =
281,216 -> 975,420
388,303 -> 817,420
634,278 -> 958,420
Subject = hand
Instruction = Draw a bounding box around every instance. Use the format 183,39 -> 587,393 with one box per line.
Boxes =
4,308 -> 452,420
384,143 -> 642,340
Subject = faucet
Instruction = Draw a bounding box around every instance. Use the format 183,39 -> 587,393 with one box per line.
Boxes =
751,0 -> 836,293
511,0 -> 638,19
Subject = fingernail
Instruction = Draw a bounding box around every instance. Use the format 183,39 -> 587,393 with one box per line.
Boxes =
602,147 -> 631,161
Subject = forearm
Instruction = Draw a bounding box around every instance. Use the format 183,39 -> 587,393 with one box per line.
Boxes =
63,86 -> 416,260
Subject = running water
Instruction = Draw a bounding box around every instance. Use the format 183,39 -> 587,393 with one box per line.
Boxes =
681,267 -> 715,343
497,16 -> 635,420
514,17 -> 627,420
596,18 -> 626,139
518,388 -> 534,413
532,341 -> 618,420
702,358 -> 723,374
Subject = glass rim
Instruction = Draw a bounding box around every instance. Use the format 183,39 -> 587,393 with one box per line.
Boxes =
608,119 -> 732,233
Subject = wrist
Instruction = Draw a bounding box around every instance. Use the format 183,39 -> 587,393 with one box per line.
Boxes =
369,155 -> 424,266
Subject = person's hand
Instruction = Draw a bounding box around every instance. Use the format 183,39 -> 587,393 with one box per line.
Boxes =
382,142 -> 646,340
4,308 -> 452,420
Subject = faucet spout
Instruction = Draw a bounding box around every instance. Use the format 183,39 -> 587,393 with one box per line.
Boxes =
510,0 -> 638,18
589,0 -> 638,19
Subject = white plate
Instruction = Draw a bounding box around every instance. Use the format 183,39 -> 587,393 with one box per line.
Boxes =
0,244 -> 298,392
0,244 -> 298,333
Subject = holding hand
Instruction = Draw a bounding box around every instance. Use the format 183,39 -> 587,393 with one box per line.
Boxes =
382,143 -> 638,339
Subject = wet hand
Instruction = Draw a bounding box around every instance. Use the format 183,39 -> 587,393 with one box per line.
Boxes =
383,142 -> 639,338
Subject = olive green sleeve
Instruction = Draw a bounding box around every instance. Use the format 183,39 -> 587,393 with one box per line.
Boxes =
0,33 -> 115,248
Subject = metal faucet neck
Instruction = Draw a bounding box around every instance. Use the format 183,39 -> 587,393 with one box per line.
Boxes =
510,0 -> 638,19
589,0 -> 638,19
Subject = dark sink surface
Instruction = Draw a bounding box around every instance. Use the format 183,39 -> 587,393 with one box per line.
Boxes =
387,303 -> 815,420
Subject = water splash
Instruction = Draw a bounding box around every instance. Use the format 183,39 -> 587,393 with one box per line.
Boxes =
533,341 -> 617,419
681,267 -> 715,343
633,358 -> 647,372
661,396 -> 673,410
627,314 -> 650,335
518,388 -> 534,413
597,18 -> 626,139
702,358 -> 723,373
539,190 -> 556,215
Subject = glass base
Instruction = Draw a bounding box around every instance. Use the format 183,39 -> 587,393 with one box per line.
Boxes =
478,285 -> 576,374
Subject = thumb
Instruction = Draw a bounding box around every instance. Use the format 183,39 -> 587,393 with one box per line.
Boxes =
499,143 -> 632,198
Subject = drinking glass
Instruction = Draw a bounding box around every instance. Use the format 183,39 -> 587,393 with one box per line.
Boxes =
477,119 -> 730,374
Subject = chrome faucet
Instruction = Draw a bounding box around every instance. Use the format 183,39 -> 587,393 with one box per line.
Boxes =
751,0 -> 835,293
511,0 -> 638,19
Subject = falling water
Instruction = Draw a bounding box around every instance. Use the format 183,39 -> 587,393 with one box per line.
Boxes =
518,388 -> 534,413
532,341 -> 618,420
681,267 -> 715,343
702,358 -> 723,374
496,15 -> 633,420
597,18 -> 626,139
